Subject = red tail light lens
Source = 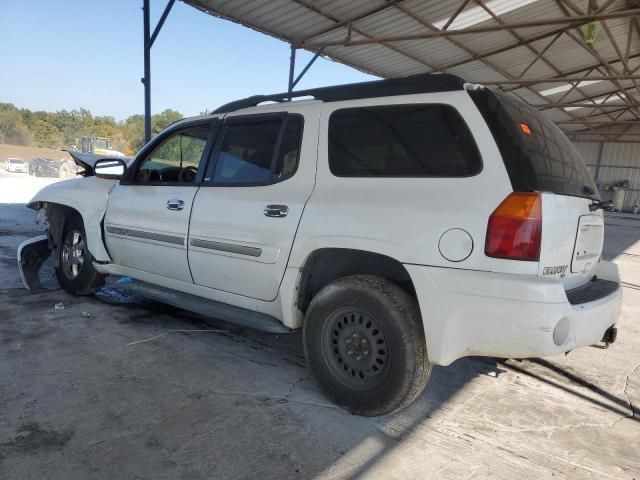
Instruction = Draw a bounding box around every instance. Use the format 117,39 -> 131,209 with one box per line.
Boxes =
485,192 -> 542,261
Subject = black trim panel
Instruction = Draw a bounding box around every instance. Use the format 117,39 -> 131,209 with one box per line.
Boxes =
565,278 -> 619,305
106,226 -> 184,246
213,73 -> 465,113
190,238 -> 262,257
121,280 -> 292,333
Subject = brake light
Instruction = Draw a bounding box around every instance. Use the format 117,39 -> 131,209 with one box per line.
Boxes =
485,192 -> 542,261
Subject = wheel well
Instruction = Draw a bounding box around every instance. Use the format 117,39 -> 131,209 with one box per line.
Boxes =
297,248 -> 416,313
41,203 -> 82,266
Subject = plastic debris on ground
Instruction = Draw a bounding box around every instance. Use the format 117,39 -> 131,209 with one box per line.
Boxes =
95,284 -> 147,305
81,312 -> 91,318
54,302 -> 64,310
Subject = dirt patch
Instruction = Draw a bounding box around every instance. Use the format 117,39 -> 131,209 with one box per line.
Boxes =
0,144 -> 71,163
0,422 -> 73,453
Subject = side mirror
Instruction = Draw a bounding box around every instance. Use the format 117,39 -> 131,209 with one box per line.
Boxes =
95,158 -> 126,179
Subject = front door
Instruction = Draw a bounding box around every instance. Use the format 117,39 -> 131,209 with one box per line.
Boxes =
104,120 -> 215,283
188,110 -> 317,301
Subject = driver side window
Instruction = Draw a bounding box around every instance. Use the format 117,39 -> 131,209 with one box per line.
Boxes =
136,124 -> 210,184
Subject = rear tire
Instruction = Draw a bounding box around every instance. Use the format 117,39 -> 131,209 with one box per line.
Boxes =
303,275 -> 432,416
55,214 -> 105,295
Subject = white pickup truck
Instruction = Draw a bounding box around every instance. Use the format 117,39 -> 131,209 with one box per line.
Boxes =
18,74 -> 622,416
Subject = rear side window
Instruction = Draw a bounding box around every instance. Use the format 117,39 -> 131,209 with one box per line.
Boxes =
470,89 -> 599,200
328,104 -> 481,177
207,114 -> 303,185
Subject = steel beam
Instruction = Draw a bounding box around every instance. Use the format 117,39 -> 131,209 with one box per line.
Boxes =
142,0 -> 177,144
150,0 -> 176,48
288,44 -> 296,99
482,75 -> 640,85
143,0 -> 151,143
299,9 -> 640,47
291,48 -> 325,90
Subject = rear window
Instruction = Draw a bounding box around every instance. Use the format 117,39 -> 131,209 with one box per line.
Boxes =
470,89 -> 599,200
328,104 -> 482,177
9,159 -> 24,164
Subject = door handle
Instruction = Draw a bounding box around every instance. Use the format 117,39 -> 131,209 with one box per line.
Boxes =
264,204 -> 289,218
166,199 -> 185,211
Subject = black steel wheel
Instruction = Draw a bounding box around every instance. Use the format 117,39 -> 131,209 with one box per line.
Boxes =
322,308 -> 389,390
303,275 -> 432,416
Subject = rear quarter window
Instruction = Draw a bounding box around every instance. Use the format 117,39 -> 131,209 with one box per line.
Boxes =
470,89 -> 599,200
328,104 -> 482,177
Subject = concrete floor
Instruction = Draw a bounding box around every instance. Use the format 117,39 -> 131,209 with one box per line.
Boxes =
0,169 -> 638,479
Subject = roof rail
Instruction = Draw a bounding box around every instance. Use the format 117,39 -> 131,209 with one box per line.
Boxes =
213,73 -> 465,114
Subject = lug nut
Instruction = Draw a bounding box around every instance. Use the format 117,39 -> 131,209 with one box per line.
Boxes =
363,350 -> 369,355
356,356 -> 362,361
362,339 -> 367,345
347,350 -> 353,355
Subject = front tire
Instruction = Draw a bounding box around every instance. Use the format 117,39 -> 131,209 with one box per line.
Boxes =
55,214 -> 105,295
303,275 -> 432,416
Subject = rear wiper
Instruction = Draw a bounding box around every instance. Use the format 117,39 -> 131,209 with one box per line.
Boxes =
589,200 -> 614,212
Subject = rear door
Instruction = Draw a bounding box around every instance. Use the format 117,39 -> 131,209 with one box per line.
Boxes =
471,89 -> 602,289
104,119 -> 216,282
187,109 -> 317,301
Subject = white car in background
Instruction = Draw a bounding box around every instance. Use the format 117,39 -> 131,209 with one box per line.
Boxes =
5,157 -> 29,173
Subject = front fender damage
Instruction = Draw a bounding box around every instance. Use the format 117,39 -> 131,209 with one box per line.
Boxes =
18,204 -> 69,290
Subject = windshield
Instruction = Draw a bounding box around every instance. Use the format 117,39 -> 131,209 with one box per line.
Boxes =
93,138 -> 108,149
470,88 -> 599,200
9,159 -> 24,164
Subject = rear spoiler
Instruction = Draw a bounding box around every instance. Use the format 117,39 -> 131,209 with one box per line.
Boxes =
64,150 -> 131,177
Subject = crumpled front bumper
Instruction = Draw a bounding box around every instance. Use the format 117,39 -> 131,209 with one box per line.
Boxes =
17,235 -> 51,290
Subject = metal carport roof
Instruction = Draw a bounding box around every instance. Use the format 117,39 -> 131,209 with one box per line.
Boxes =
182,0 -> 640,143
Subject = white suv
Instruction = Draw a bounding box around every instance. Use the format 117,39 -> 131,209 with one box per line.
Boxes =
18,74 -> 622,416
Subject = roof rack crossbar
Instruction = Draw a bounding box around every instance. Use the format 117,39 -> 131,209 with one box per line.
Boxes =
212,73 -> 465,114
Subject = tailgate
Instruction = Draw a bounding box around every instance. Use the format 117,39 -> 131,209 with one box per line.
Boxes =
538,193 -> 604,290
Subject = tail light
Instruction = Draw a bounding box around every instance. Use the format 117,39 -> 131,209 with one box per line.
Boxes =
485,192 -> 542,261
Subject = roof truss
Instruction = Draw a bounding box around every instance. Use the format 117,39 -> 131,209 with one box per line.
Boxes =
185,0 -> 640,136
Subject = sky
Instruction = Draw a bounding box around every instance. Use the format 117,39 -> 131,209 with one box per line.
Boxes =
0,0 -> 375,120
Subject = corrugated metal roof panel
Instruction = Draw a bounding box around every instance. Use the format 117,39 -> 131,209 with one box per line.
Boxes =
185,0 -> 640,136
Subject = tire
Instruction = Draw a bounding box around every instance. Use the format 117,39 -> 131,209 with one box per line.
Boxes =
303,275 -> 432,416
58,161 -> 74,179
55,214 -> 105,295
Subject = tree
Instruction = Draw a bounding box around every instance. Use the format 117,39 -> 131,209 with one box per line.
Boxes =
151,109 -> 183,137
0,106 -> 32,145
0,102 -> 188,153
31,117 -> 63,148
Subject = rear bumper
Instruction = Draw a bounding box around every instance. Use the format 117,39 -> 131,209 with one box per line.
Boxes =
406,261 -> 622,366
